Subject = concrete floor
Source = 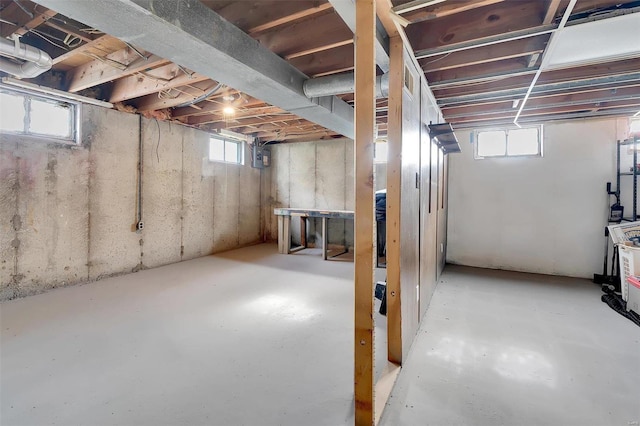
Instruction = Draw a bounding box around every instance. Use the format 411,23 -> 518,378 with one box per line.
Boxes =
2,246 -> 639,425
380,265 -> 640,426
1,244 -> 361,426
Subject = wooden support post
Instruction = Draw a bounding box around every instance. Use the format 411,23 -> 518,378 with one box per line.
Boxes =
386,36 -> 404,365
322,217 -> 328,260
354,0 -> 376,425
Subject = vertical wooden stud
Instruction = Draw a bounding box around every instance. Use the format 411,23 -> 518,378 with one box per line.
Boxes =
354,0 -> 376,424
385,35 -> 404,365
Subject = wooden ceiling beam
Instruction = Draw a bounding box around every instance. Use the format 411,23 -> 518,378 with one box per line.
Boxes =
109,65 -> 210,103
253,10 -> 353,60
441,82 -> 640,110
442,86 -> 640,117
426,58 -> 530,85
405,1 -> 546,52
447,99 -> 640,124
51,35 -> 124,70
172,96 -> 266,119
255,130 -> 324,139
186,106 -> 288,125
247,2 -> 333,34
248,124 -> 328,137
421,36 -> 547,72
234,120 -> 315,133
288,43 -> 353,77
450,108 -> 640,129
200,1 -> 329,34
526,0 -> 562,67
65,47 -> 169,92
42,19 -> 97,43
260,132 -> 339,143
0,1 -> 56,37
433,58 -> 640,97
401,0 -> 507,24
208,114 -> 298,130
375,0 -> 400,37
132,80 -> 219,111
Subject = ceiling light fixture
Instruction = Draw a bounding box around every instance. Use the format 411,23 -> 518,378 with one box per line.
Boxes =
223,106 -> 235,115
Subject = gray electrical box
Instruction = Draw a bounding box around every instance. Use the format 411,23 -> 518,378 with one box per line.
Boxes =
251,144 -> 271,169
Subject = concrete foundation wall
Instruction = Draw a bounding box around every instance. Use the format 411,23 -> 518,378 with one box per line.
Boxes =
0,105 -> 261,300
266,139 -> 355,248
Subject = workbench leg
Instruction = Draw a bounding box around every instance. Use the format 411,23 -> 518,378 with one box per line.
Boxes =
322,217 -> 328,260
277,216 -> 285,254
301,217 -> 307,248
284,216 -> 291,254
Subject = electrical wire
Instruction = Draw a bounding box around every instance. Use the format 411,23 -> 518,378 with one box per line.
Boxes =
80,28 -> 103,35
155,118 -> 161,163
28,28 -> 69,51
123,41 -> 146,60
12,0 -> 33,18
175,82 -> 223,108
422,52 -> 452,65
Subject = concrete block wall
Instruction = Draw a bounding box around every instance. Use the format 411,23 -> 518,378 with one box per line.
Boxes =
265,138 -> 355,248
0,105 -> 261,300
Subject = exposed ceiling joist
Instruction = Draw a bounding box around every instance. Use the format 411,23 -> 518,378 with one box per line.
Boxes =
415,24 -> 557,59
415,7 -> 640,59
328,0 -> 390,72
254,10 -> 353,60
437,72 -> 640,106
451,107 -> 640,129
398,0 -> 507,24
444,90 -> 640,118
34,0 -> 355,138
51,34 -> 112,66
526,0 -> 562,67
66,49 -> 169,92
187,107 -> 289,126
209,115 -> 298,130
422,36 -> 547,72
450,99 -> 640,123
0,0 -> 57,37
247,3 -> 334,34
172,96 -> 267,119
109,66 -> 210,103
132,80 -> 222,112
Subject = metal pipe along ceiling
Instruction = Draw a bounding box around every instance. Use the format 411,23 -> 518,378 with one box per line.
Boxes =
0,37 -> 52,79
303,72 -> 389,98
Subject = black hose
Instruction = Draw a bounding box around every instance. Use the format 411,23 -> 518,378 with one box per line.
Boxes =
601,292 -> 640,327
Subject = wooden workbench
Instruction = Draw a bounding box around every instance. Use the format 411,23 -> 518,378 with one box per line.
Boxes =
273,208 -> 354,260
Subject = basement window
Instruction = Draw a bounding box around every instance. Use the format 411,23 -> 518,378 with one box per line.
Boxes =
474,126 -> 542,159
0,88 -> 77,143
209,136 -> 244,164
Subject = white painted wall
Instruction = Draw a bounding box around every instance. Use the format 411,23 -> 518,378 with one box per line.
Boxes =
447,118 -> 630,278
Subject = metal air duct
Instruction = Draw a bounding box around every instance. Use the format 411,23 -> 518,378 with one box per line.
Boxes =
0,37 -> 52,79
303,72 -> 389,98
